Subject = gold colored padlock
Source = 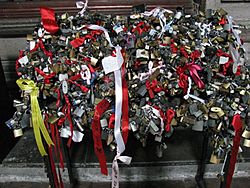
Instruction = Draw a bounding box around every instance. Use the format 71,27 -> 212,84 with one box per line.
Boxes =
243,139 -> 250,148
242,129 -> 250,139
210,152 -> 220,164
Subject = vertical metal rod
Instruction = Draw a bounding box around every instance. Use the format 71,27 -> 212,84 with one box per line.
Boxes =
220,151 -> 231,188
61,138 -> 77,186
195,130 -> 209,188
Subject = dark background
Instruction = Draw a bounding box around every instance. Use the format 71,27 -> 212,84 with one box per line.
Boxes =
0,58 -> 17,162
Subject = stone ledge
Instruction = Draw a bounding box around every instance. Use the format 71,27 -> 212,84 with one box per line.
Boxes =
0,163 -> 249,183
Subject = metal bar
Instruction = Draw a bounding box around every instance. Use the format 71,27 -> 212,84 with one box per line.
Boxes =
62,138 -> 77,186
220,151 -> 231,188
195,131 -> 209,188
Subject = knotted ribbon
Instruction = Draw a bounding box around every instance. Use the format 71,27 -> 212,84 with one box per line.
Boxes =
16,79 -> 53,156
146,80 -> 162,99
177,62 -> 205,93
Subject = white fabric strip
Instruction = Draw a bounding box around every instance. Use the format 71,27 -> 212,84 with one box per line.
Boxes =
142,7 -> 173,37
76,0 -> 88,16
87,24 -> 131,188
184,77 -> 205,104
114,69 -> 125,153
88,25 -> 114,47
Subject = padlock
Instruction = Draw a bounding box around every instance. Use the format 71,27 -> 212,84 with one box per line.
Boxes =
13,127 -> 23,138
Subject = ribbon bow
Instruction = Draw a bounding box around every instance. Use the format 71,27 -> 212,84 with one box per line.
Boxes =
146,80 -> 162,98
16,79 -> 53,156
186,63 -> 205,89
177,63 -> 205,92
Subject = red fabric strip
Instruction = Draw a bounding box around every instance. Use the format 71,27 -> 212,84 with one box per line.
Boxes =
64,94 -> 74,147
121,63 -> 129,144
226,114 -> 242,188
165,109 -> 175,132
92,99 -> 110,175
40,7 -> 59,34
67,79 -> 89,93
30,39 -> 53,58
55,125 -> 65,170
48,146 -> 60,188
108,113 -> 115,129
44,116 -> 60,188
70,37 -> 85,48
16,51 -> 24,76
35,67 -> 56,84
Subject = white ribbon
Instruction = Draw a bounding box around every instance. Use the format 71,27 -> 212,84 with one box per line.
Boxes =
80,65 -> 91,85
184,77 -> 205,104
87,25 -> 131,188
142,7 -> 173,37
139,61 -> 165,81
112,154 -> 132,188
88,25 -> 114,47
227,16 -> 242,46
226,16 -> 248,71
76,0 -> 88,16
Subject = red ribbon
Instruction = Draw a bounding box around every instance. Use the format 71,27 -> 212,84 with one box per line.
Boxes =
146,80 -> 162,99
219,17 -> 227,25
165,109 -> 175,132
48,145 -> 60,188
226,114 -> 242,188
70,35 -> 94,48
64,94 -> 74,147
40,7 -> 59,34
177,72 -> 189,94
177,63 -> 205,91
69,74 -> 81,81
30,39 -> 53,58
55,124 -> 64,170
44,115 -> 61,188
67,79 -> 89,93
108,113 -> 115,129
132,22 -> 150,35
180,46 -> 189,58
186,63 -> 205,89
92,99 -> 111,175
190,50 -> 201,61
170,39 -> 178,53
70,30 -> 102,48
35,67 -> 56,84
216,49 -> 241,75
121,62 -> 129,144
16,50 -> 25,76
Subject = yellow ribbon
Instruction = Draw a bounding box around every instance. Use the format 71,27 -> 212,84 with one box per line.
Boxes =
16,79 -> 54,156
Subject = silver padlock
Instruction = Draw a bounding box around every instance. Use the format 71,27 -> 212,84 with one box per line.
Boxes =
73,107 -> 84,117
